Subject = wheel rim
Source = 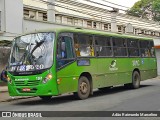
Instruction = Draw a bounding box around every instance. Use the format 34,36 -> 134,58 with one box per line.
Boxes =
80,82 -> 88,94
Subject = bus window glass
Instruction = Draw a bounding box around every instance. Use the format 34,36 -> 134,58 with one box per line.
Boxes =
139,40 -> 151,57
149,41 -> 155,57
57,35 -> 74,68
8,32 -> 54,73
128,39 -> 139,57
95,36 -> 112,57
74,34 -> 94,57
112,37 -> 127,57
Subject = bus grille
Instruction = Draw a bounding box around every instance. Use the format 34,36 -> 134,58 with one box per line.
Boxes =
14,80 -> 40,86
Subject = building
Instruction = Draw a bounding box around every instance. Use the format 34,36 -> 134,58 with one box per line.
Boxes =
0,0 -> 160,74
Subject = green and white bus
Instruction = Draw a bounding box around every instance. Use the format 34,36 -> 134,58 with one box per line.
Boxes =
7,28 -> 157,100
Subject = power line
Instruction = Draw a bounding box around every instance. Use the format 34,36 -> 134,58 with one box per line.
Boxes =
56,0 -> 109,13
32,0 -> 112,21
78,0 -> 127,12
100,0 -> 130,9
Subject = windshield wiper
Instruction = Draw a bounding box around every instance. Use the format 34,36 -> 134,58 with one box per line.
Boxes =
31,40 -> 45,55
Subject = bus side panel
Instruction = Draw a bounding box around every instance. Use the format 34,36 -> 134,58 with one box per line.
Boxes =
95,58 -> 132,88
139,58 -> 157,80
57,58 -> 98,94
57,62 -> 78,94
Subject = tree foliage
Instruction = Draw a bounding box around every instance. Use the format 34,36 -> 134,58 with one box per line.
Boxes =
127,0 -> 160,21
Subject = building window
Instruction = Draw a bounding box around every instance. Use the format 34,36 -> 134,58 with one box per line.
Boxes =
93,22 -> 96,29
24,9 -> 29,19
74,19 -> 78,26
87,21 -> 92,28
151,32 -> 154,36
29,11 -> 36,19
117,25 -> 122,32
104,23 -> 111,31
141,30 -> 144,34
78,19 -> 83,26
145,31 -> 148,35
38,12 -> 43,21
43,13 -> 47,21
134,29 -> 138,35
56,16 -> 62,23
67,17 -> 73,25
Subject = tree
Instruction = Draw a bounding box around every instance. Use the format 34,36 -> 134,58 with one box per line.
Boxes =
127,0 -> 160,21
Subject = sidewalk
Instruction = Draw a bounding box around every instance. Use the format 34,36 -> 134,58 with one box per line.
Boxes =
0,86 -> 8,92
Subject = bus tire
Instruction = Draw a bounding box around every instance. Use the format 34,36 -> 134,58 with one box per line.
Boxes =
39,96 -> 52,101
131,71 -> 141,89
75,76 -> 90,100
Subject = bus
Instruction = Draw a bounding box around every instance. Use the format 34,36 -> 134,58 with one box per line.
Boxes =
7,28 -> 157,100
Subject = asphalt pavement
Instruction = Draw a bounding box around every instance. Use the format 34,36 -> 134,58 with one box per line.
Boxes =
0,77 -> 160,120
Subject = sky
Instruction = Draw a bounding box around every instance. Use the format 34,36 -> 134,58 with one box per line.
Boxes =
99,0 -> 139,8
90,0 -> 139,11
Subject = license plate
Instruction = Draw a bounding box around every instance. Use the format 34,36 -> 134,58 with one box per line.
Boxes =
22,88 -> 31,92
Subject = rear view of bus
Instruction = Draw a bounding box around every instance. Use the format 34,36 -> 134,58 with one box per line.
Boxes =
7,32 -> 58,100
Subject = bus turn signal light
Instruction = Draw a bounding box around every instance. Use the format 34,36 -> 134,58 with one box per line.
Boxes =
42,74 -> 53,84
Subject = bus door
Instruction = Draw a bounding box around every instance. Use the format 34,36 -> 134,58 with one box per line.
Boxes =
56,33 -> 77,94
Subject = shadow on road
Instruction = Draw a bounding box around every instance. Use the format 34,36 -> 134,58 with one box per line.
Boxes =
13,84 -> 153,106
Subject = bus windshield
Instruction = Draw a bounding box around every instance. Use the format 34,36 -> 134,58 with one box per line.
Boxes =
8,32 -> 54,73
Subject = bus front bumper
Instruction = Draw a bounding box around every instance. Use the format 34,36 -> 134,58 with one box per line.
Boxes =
8,83 -> 59,96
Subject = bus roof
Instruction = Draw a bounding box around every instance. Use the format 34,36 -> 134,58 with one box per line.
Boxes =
19,28 -> 153,41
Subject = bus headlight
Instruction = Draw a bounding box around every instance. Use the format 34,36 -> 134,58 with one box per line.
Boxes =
42,74 -> 52,84
7,75 -> 12,84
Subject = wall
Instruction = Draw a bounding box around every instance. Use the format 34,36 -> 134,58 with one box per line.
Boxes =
0,47 -> 10,72
0,0 -> 5,32
23,19 -> 76,33
5,0 -> 23,34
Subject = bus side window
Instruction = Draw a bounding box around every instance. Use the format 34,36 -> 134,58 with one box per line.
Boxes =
74,34 -> 94,57
140,40 -> 151,57
95,36 -> 112,57
57,35 -> 74,69
150,41 -> 155,57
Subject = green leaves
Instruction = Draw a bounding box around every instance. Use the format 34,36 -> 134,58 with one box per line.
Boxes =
127,0 -> 160,21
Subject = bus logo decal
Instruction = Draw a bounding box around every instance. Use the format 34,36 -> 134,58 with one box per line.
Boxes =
109,60 -> 118,71
132,60 -> 140,66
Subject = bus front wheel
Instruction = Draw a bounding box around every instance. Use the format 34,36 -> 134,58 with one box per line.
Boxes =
75,76 -> 91,100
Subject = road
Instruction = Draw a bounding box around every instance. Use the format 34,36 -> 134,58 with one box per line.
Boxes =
0,78 -> 160,120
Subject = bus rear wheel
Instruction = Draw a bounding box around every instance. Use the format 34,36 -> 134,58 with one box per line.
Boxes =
39,96 -> 52,101
132,71 -> 140,89
125,71 -> 140,89
75,76 -> 90,100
